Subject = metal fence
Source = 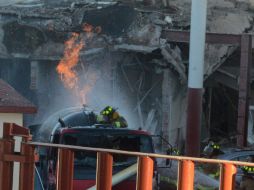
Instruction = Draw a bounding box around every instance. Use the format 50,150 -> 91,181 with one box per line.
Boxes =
1,123 -> 254,190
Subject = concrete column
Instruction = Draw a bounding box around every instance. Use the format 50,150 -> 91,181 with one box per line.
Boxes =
237,35 -> 252,147
30,61 -> 39,90
186,0 -> 207,157
162,70 -> 171,148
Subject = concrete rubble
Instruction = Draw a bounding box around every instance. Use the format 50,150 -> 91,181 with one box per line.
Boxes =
0,0 -> 253,188
0,0 -> 252,146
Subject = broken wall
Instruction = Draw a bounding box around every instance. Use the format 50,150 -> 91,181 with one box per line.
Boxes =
160,0 -> 254,145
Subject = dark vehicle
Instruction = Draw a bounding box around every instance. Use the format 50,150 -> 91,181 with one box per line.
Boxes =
217,150 -> 254,184
32,107 -> 155,190
60,126 -> 154,190
217,150 -> 254,161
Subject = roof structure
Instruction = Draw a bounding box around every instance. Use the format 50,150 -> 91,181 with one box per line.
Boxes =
0,79 -> 37,113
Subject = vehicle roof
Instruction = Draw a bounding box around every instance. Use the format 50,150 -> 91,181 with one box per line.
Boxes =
217,150 -> 254,160
59,125 -> 151,136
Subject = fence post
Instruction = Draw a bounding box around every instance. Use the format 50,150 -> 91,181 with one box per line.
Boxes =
136,156 -> 154,190
220,163 -> 237,190
19,143 -> 36,190
0,139 -> 14,190
96,152 -> 113,190
178,160 -> 195,190
57,149 -> 74,190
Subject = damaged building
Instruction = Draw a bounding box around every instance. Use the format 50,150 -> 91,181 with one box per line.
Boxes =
0,0 -> 254,154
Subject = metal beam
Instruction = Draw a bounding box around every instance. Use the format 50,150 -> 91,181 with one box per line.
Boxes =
162,30 -> 252,150
237,35 -> 252,147
161,30 -> 241,45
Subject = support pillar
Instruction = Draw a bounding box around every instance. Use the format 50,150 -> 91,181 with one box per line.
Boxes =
186,90 -> 203,156
30,61 -> 39,90
96,152 -> 113,190
136,156 -> 154,190
237,35 -> 252,147
57,149 -> 74,190
186,0 -> 208,157
0,140 -> 14,190
19,144 -> 36,190
220,164 -> 237,190
178,160 -> 195,190
0,123 -> 30,190
162,70 -> 170,148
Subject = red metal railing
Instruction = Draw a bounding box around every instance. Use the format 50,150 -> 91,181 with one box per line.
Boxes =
1,123 -> 254,190
0,123 -> 36,190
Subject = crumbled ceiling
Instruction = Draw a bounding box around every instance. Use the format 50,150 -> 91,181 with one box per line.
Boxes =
0,0 -> 253,81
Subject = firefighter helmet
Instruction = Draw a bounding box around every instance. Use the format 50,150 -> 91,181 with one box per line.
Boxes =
101,106 -> 115,115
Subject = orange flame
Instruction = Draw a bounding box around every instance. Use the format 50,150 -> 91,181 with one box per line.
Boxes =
56,32 -> 83,90
56,23 -> 101,105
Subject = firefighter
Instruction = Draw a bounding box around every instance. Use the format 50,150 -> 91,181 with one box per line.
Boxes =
167,147 -> 180,156
96,106 -> 128,128
199,141 -> 224,180
240,157 -> 254,190
203,141 -> 224,158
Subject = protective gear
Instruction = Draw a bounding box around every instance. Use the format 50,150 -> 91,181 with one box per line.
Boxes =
97,106 -> 128,128
203,141 -> 223,158
96,114 -> 104,123
242,166 -> 254,174
198,163 -> 220,180
204,141 -> 220,152
210,143 -> 220,150
114,121 -> 121,128
113,116 -> 128,128
101,106 -> 114,116
171,148 -> 180,156
200,141 -> 223,179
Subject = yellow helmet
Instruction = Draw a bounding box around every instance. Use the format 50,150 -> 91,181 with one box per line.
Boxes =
101,106 -> 115,115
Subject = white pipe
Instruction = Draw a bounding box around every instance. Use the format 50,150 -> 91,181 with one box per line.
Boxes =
0,122 -> 3,139
88,163 -> 137,190
188,0 -> 208,89
12,136 -> 22,190
111,164 -> 137,186
35,166 -> 45,190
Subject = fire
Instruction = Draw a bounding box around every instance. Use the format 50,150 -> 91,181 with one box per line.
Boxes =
56,32 -> 83,90
56,23 -> 100,105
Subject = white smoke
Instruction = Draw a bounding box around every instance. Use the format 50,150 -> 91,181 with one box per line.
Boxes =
78,52 -> 140,129
33,50 -> 140,130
